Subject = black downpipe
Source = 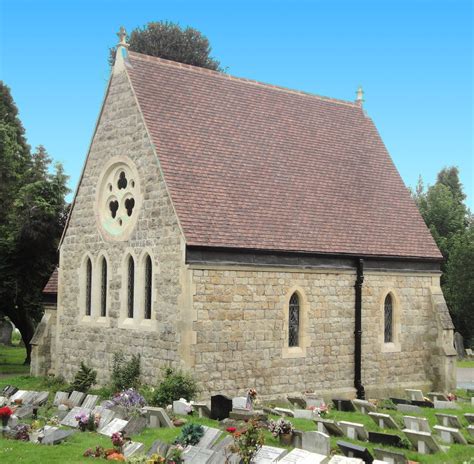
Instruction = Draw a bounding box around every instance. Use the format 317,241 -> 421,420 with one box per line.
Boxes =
354,258 -> 365,399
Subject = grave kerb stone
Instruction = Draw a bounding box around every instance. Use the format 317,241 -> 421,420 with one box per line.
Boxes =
274,407 -> 294,417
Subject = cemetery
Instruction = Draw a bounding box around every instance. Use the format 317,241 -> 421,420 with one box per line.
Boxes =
0,368 -> 473,463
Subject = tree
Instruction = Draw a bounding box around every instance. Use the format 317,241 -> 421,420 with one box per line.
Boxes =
109,21 -> 223,71
0,82 -> 69,364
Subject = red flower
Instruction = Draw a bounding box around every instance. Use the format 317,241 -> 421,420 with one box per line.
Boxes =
0,407 -> 13,418
226,427 -> 236,433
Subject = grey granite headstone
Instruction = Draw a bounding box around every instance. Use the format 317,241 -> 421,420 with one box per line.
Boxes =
368,431 -> 402,448
2,385 -> 18,397
147,439 -> 170,457
374,447 -> 408,464
98,417 -> 129,436
22,391 -> 39,405
33,391 -> 49,406
15,405 -> 34,419
81,395 -> 99,409
92,406 -> 115,429
405,389 -> 424,402
403,415 -> 431,433
434,399 -> 460,410
0,319 -> 13,345
143,406 -> 174,428
279,449 -> 328,463
402,429 -> 442,454
68,391 -> 86,407
53,391 -> 69,406
454,331 -> 464,358
464,413 -> 474,424
183,446 -> 216,463
293,409 -> 313,420
41,429 -> 76,445
211,435 -> 233,453
123,441 -> 146,458
301,430 -> 330,456
352,399 -> 376,414
396,404 -> 421,414
435,413 -> 462,428
368,412 -> 399,429
60,406 -> 92,427
288,396 -> 307,409
337,441 -> 374,462
253,445 -> 287,463
123,416 -> 147,436
339,421 -> 368,441
433,425 -> 467,444
197,426 -> 222,449
314,418 -> 344,436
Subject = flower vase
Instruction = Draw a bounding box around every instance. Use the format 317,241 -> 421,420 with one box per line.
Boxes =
279,432 -> 293,446
2,416 -> 10,435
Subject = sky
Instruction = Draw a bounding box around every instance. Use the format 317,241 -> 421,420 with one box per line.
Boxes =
1,0 -> 472,208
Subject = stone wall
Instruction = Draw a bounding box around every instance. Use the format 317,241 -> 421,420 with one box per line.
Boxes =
47,65 -> 185,384
190,266 -> 455,399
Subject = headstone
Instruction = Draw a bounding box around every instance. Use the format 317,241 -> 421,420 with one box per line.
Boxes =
368,412 -> 399,429
22,391 -> 39,405
389,398 -> 410,405
328,457 -> 364,464
288,396 -> 307,409
33,391 -> 49,406
57,404 -> 69,420
368,431 -> 402,447
274,407 -> 295,417
279,449 -> 328,464
454,332 -> 464,358
396,404 -> 421,414
7,415 -> 18,428
434,399 -> 460,410
305,395 -> 325,408
411,400 -> 433,409
337,441 -> 374,462
147,439 -> 170,457
194,403 -> 211,418
10,390 -> 28,403
210,394 -> 233,421
465,413 -> 474,424
68,391 -> 86,407
197,426 -> 222,449
263,407 -> 281,416
435,413 -> 462,428
123,416 -> 147,436
210,435 -> 233,453
405,389 -> 424,402
301,430 -> 330,456
292,429 -> 303,448
2,386 -> 18,397
98,417 -> 128,436
41,428 -> 76,445
123,441 -> 145,458
373,448 -> 408,464
81,395 -> 99,409
143,406 -> 174,428
352,399 -> 376,414
402,415 -> 431,433
433,425 -> 467,444
332,398 -> 356,412
60,406 -> 92,427
14,405 -> 34,419
402,429 -> 442,454
53,391 -> 69,406
468,425 -> 474,437
0,319 -> 13,345
314,418 -> 344,436
427,392 -> 449,402
0,396 -> 6,407
293,409 -> 314,420
182,446 -> 216,463
338,421 -> 369,441
92,407 -> 115,429
253,445 -> 287,463
232,396 -> 247,409
173,398 -> 192,415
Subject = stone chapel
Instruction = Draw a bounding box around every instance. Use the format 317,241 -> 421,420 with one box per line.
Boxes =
30,30 -> 457,399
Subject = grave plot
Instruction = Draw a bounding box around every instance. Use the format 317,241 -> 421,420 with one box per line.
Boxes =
402,428 -> 443,454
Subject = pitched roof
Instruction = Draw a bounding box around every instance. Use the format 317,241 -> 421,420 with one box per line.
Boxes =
43,267 -> 58,294
126,51 -> 442,260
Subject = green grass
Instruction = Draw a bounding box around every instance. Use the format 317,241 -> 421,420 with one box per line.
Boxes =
0,346 -> 29,376
457,359 -> 474,368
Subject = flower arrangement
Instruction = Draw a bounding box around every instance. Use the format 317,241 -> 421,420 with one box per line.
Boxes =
76,411 -> 100,432
447,392 -> 457,402
111,431 -> 126,451
47,416 -> 60,426
268,418 -> 294,437
230,419 -> 265,464
166,444 -> 184,463
246,388 -> 258,410
13,424 -> 31,441
108,388 -> 146,418
0,406 -> 13,427
308,402 -> 329,417
84,432 -> 128,461
174,423 -> 204,446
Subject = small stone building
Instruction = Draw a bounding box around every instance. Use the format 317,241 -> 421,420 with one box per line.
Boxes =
31,32 -> 457,399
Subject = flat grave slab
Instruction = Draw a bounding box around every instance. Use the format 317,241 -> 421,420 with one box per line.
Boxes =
464,413 -> 474,424
183,446 -> 216,463
293,409 -> 313,420
98,418 -> 129,436
403,415 -> 431,433
300,430 -> 330,456
434,399 -> 460,410
61,406 -> 92,428
197,426 -> 222,449
305,395 -> 325,408
10,390 -> 27,403
314,418 -> 344,436
41,428 -> 76,445
373,447 -> 408,464
21,391 -> 39,405
338,421 -> 369,441
405,389 -> 424,402
435,413 -> 462,428
253,445 -> 287,463
274,407 -> 294,417
402,428 -> 442,454
337,440 -> 374,462
396,404 -> 421,414
352,399 -> 376,414
328,457 -> 364,464
427,392 -> 449,402
368,412 -> 399,429
123,416 -> 147,436
147,439 -> 169,457
332,398 -> 356,412
210,435 -> 233,453
279,448 -> 328,464
143,406 -> 174,428
389,397 -> 411,405
210,394 -> 232,421
68,391 -> 86,407
123,441 -> 145,458
92,406 -> 115,429
81,394 -> 99,409
368,431 -> 402,447
229,409 -> 267,421
2,385 -> 18,397
15,405 -> 34,419
433,425 -> 467,444
53,391 -> 69,406
287,396 -> 307,409
33,391 -> 49,406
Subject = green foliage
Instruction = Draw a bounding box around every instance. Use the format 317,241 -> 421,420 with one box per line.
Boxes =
111,351 -> 141,391
377,398 -> 397,411
69,362 -> 97,393
231,420 -> 265,464
174,423 -> 204,446
109,21 -> 223,71
151,367 -> 198,407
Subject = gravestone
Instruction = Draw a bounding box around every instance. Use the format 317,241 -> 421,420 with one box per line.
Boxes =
211,435 -> 233,453
368,431 -> 402,447
305,395 -> 325,408
92,407 -> 115,429
396,404 -> 421,414
183,446 -> 216,463
123,441 -> 145,458
314,418 -> 344,436
389,398 -> 410,405
294,409 -> 313,420
60,406 -> 92,427
82,395 -> 99,409
435,413 -> 462,428
279,448 -> 328,464
53,391 -> 69,406
337,440 -> 374,463
173,398 -> 192,415
147,439 -> 170,457
10,390 -> 27,403
98,417 -> 128,436
403,415 -> 431,433
0,319 -> 13,345
232,396 -> 247,409
373,448 -> 408,464
402,429 -> 442,454
15,405 -> 34,419
123,416 -> 147,436
411,400 -> 433,409
291,429 -> 303,448
468,425 -> 474,437
197,426 -> 222,449
332,399 -> 356,412
143,406 -> 174,428
7,415 -> 18,428
22,391 -> 39,405
194,403 -> 211,418
229,409 -> 267,421
288,396 -> 307,409
405,389 -> 424,402
57,404 -> 69,420
433,425 -> 467,444
2,385 -> 18,397
274,407 -> 295,417
301,430 -> 330,456
210,394 -> 232,421
368,412 -> 399,429
352,399 -> 376,414
41,428 -> 76,445
454,332 -> 464,358
328,457 -> 365,464
427,392 -> 449,402
253,445 -> 287,463
434,399 -> 460,410
33,391 -> 49,406
465,413 -> 474,424
68,391 -> 86,407
339,421 -> 369,441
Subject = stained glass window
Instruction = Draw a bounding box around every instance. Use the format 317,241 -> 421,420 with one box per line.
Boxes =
289,293 -> 300,347
128,256 -> 135,318
85,258 -> 92,316
384,294 -> 393,343
144,255 -> 152,319
100,257 -> 107,317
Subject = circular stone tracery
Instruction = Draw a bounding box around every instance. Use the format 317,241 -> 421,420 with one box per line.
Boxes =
96,160 -> 141,240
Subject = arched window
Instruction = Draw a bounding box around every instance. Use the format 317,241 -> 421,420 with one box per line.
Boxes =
100,257 -> 107,317
85,258 -> 92,316
289,292 -> 300,347
144,255 -> 152,320
127,256 -> 135,318
384,294 -> 393,343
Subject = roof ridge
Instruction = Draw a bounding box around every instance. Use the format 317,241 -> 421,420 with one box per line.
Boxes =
127,51 -> 360,109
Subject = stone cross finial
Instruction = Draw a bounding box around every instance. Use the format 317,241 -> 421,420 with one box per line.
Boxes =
117,26 -> 129,48
356,86 -> 364,105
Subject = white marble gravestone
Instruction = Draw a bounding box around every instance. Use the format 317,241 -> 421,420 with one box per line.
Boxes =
279,449 -> 328,464
232,396 -> 247,409
301,430 -> 330,456
253,445 -> 287,463
98,418 -> 128,436
405,389 -> 424,402
433,425 -> 467,444
368,412 -> 399,429
402,429 -> 442,454
338,421 -> 368,441
403,416 -> 431,433
60,406 -> 92,428
435,413 -> 462,428
173,398 -> 192,415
